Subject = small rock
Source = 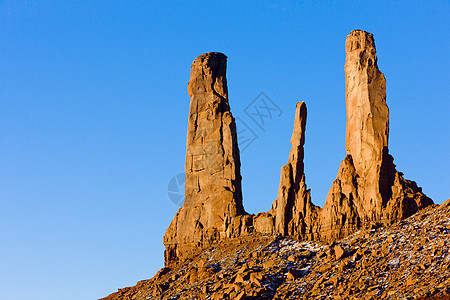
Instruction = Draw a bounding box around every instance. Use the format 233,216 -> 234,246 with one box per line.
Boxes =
262,259 -> 276,268
286,271 -> 296,281
334,245 -> 345,260
202,285 -> 208,294
236,291 -> 246,300
287,255 -> 296,262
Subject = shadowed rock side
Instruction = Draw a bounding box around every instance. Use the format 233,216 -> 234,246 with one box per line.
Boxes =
163,52 -> 251,266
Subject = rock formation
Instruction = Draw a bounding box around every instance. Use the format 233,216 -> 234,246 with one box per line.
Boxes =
316,30 -> 433,240
163,52 -> 251,265
163,30 -> 433,266
104,30 -> 439,300
269,30 -> 432,241
270,102 -> 319,237
104,203 -> 450,300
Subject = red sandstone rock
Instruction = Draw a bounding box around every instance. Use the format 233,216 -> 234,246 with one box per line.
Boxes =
268,30 -> 432,241
317,30 -> 433,241
163,52 -> 248,265
270,102 -> 319,238
334,244 -> 345,260
163,30 -> 433,267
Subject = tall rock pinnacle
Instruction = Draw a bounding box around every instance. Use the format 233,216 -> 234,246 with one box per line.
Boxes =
163,52 -> 248,265
345,30 -> 388,177
184,52 -> 244,213
319,30 -> 433,240
271,102 -> 318,237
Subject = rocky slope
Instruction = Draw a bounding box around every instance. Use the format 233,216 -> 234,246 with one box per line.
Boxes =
102,200 -> 450,299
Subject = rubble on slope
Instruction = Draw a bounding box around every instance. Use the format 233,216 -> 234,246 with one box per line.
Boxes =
102,202 -> 450,300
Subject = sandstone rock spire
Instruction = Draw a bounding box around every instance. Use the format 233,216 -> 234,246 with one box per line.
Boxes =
345,30 -> 389,174
268,30 -> 433,242
318,30 -> 433,240
271,102 -> 318,237
344,29 -> 390,208
163,52 -> 249,265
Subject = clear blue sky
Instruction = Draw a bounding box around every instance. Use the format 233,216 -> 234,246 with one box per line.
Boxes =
1,1 -> 449,299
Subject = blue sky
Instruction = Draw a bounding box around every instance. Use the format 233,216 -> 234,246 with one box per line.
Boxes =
0,1 -> 449,299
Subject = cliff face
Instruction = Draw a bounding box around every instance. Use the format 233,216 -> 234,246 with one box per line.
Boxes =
163,30 -> 433,266
163,53 -> 251,265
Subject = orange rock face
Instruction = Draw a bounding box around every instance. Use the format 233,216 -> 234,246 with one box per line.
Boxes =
317,30 -> 433,240
268,30 -> 433,241
344,30 -> 388,177
163,52 -> 250,265
163,31 -> 433,266
271,102 -> 319,237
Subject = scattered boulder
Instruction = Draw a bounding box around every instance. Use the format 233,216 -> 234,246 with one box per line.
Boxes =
236,291 -> 246,300
334,245 -> 345,260
250,272 -> 263,286
103,203 -> 450,299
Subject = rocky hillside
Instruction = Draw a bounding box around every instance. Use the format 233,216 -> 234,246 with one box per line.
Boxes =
103,200 -> 450,299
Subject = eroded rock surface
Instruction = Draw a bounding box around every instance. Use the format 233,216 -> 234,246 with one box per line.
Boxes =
268,30 -> 432,241
317,30 -> 433,241
104,204 -> 450,300
271,102 -> 319,237
163,30 -> 433,267
163,52 -> 250,266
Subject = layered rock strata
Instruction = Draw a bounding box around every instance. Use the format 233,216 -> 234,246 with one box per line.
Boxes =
163,52 -> 251,265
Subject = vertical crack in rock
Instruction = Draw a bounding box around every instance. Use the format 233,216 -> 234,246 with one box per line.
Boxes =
163,52 -> 248,265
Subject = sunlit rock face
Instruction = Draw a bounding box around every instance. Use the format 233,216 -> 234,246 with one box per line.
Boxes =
163,31 -> 434,266
163,52 -> 250,266
317,30 -> 433,241
271,102 -> 319,238
270,30 -> 433,242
